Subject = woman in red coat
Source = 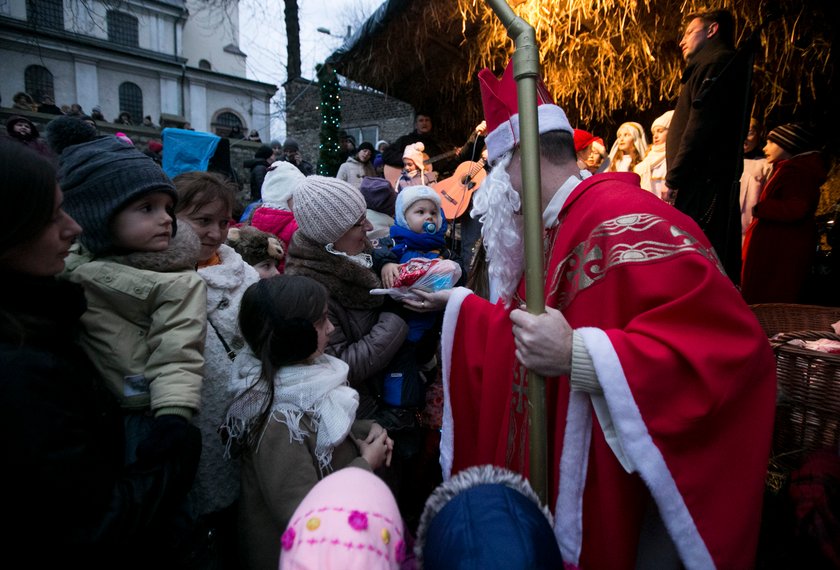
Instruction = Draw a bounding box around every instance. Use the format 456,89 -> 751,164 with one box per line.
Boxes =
741,123 -> 826,304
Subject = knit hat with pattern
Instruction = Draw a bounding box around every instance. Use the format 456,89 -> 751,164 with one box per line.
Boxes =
280,467 -> 405,569
293,176 -> 366,245
57,132 -> 176,255
767,123 -> 819,156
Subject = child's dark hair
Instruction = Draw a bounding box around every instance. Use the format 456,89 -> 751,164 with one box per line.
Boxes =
172,171 -> 236,217
233,275 -> 329,448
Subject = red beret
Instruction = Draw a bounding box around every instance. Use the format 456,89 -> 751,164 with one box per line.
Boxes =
573,129 -> 599,152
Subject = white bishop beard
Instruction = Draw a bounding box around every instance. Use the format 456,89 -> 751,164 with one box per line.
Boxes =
471,151 -> 525,306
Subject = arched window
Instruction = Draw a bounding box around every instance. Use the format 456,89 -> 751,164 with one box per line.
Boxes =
27,0 -> 64,30
119,82 -> 143,124
198,59 -> 212,71
107,10 -> 139,48
25,65 -> 55,104
213,111 -> 244,137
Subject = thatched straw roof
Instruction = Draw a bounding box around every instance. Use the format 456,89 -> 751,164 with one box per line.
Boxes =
328,0 -> 837,153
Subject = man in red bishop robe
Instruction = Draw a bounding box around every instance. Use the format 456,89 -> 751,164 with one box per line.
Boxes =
407,60 -> 776,569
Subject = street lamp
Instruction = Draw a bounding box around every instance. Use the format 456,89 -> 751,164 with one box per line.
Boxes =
316,26 -> 351,40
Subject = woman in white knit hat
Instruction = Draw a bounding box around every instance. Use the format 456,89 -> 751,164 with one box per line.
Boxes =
284,176 -> 409,418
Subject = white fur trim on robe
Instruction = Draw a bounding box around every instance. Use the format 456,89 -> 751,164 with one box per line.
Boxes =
556,327 -> 714,569
439,287 -> 473,480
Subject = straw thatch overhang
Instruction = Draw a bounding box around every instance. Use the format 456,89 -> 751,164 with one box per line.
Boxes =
327,0 -> 838,157
326,0 -> 486,144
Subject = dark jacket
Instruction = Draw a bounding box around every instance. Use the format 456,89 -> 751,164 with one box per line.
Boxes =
281,155 -> 315,176
666,39 -> 746,192
284,233 -> 408,417
666,38 -> 748,280
244,157 -> 270,201
0,274 -> 200,566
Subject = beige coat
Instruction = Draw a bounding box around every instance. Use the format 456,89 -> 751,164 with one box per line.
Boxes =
62,230 -> 207,418
238,416 -> 373,570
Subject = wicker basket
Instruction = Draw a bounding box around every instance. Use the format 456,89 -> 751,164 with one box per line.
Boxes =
749,303 -> 840,338
768,330 -> 840,488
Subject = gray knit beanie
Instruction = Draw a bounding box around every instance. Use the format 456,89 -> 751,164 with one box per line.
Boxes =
59,135 -> 177,255
292,176 -> 366,245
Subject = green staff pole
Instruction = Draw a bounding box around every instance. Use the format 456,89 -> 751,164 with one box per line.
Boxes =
484,0 -> 548,504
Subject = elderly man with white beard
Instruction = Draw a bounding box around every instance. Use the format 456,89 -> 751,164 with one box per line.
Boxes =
406,60 -> 776,570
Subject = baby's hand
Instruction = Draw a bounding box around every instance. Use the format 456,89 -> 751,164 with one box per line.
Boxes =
381,263 -> 401,289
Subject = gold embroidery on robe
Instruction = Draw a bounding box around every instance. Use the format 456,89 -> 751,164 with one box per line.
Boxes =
546,213 -> 723,308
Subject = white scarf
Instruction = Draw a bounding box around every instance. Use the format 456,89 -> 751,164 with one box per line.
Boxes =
225,350 -> 359,472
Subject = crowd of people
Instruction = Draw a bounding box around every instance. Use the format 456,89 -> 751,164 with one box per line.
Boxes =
1,6 -> 836,569
11,90 -> 165,129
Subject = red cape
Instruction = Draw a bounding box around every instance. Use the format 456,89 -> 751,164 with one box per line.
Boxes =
441,173 -> 776,569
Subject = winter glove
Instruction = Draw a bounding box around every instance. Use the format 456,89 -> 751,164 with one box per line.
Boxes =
136,414 -> 201,469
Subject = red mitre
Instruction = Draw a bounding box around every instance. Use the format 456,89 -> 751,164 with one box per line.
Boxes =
477,59 -> 573,164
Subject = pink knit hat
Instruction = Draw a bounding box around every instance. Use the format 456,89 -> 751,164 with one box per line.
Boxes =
279,467 -> 406,569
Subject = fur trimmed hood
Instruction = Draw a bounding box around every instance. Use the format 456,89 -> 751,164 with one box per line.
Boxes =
414,465 -> 562,568
66,221 -> 202,272
109,221 -> 201,271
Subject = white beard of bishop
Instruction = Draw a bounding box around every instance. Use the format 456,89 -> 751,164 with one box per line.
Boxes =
470,151 -> 525,306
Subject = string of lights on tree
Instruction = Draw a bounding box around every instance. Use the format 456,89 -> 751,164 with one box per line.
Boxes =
316,64 -> 343,177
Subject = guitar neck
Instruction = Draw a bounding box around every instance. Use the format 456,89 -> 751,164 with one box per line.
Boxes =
424,149 -> 458,166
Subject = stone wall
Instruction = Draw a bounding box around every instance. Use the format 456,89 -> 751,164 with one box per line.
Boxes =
284,77 -> 414,166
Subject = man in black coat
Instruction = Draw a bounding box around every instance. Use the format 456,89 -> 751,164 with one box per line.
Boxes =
666,9 -> 748,283
244,144 -> 274,202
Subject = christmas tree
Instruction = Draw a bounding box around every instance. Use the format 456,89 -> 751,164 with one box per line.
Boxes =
316,64 -> 342,177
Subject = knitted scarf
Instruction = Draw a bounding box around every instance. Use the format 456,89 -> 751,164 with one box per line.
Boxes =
225,350 -> 358,473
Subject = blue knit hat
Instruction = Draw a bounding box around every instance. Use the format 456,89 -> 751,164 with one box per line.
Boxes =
415,465 -> 563,569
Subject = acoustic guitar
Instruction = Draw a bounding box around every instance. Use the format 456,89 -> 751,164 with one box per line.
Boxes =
433,158 -> 487,220
383,149 -> 459,188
